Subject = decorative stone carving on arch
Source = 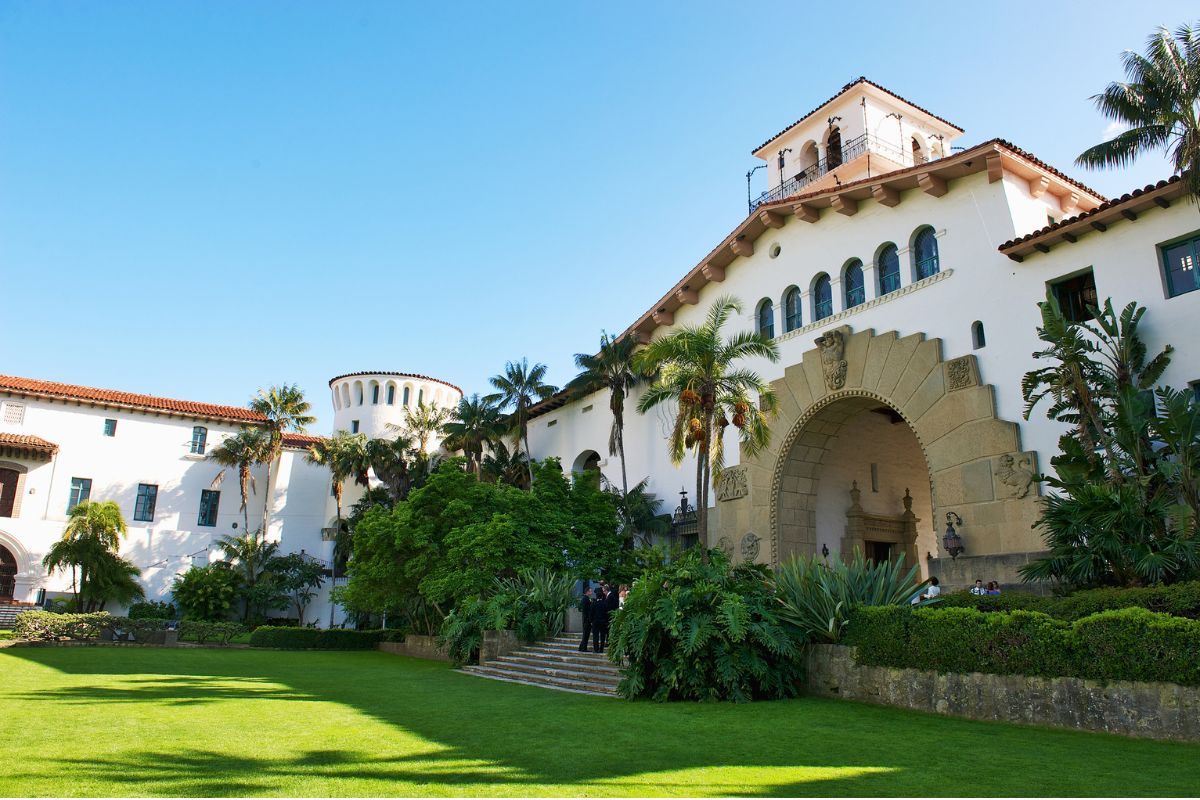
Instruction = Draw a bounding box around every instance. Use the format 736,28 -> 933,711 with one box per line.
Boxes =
713,326 -> 1044,567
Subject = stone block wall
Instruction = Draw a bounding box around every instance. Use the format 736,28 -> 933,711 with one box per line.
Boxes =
926,551 -> 1049,592
804,644 -> 1200,741
378,634 -> 449,662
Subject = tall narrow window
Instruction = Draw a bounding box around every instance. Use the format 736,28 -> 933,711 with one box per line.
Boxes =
386,385 -> 396,405
402,387 -> 411,406
972,321 -> 986,349
190,426 -> 207,455
350,420 -> 360,434
813,274 -> 833,321
913,227 -> 940,279
844,260 -> 865,308
878,244 -> 901,295
827,127 -> 843,169
1162,235 -> 1200,297
68,477 -> 92,513
134,484 -> 158,522
103,419 -> 117,437
912,137 -> 926,165
757,299 -> 775,339
783,287 -> 802,332
418,389 -> 424,406
372,385 -> 380,404
198,489 -> 219,527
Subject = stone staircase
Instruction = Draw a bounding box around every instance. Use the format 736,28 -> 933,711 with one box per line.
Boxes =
0,602 -> 36,630
461,635 -> 622,697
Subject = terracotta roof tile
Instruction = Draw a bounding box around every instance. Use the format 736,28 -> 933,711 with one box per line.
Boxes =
0,432 -> 59,455
753,77 -> 965,154
282,433 -> 324,449
999,176 -> 1182,251
0,375 -> 265,424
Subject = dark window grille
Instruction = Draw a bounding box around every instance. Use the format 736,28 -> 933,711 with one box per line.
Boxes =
814,275 -> 833,320
878,245 -> 901,294
757,300 -> 775,339
784,287 -> 802,332
844,260 -> 865,308
914,228 -> 940,279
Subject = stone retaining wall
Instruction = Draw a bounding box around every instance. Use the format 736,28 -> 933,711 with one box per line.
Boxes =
804,644 -> 1200,741
479,630 -> 519,665
378,634 -> 449,662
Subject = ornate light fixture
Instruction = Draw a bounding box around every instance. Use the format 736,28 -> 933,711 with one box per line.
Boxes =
943,512 -> 965,559
821,543 -> 830,560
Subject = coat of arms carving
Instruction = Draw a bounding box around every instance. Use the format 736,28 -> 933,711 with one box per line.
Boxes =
815,330 -> 847,391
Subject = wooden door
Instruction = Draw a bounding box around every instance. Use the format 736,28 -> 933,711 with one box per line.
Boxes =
0,468 -> 18,518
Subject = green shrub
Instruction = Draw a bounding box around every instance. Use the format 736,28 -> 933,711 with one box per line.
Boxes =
172,564 -> 240,621
608,549 -> 803,702
493,567 -> 574,642
845,604 -> 1200,685
179,620 -> 246,645
775,551 -> 929,642
248,626 -> 387,650
436,597 -> 509,666
935,591 -> 1058,615
14,611 -> 113,641
127,601 -> 176,619
937,582 -> 1200,620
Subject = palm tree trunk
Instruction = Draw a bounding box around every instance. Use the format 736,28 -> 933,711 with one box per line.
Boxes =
262,457 -> 274,543
523,424 -> 534,488
695,441 -> 707,563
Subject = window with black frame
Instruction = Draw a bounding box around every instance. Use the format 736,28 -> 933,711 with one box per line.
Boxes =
813,274 -> 833,321
844,259 -> 865,308
1050,269 -> 1098,323
757,298 -> 775,339
783,287 -> 802,332
913,227 -> 939,280
1161,234 -> 1199,298
878,244 -> 901,295
134,483 -> 158,522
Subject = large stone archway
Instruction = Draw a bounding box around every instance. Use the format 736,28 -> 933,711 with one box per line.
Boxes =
712,326 -> 1044,584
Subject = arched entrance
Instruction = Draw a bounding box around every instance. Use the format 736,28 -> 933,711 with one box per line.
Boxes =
0,545 -> 17,599
712,326 -> 1045,582
571,450 -> 602,476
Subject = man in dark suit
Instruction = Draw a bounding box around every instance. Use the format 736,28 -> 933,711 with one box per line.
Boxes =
603,579 -> 620,648
592,585 -> 609,652
578,585 -> 594,652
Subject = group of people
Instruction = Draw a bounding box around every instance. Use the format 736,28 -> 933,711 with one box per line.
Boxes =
578,582 -> 628,653
970,579 -> 1003,596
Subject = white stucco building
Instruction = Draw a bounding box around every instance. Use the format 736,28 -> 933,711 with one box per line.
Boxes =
0,370 -> 460,624
527,77 -> 1200,587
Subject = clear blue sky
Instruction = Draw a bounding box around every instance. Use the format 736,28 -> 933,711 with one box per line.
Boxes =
1,1 -> 1192,428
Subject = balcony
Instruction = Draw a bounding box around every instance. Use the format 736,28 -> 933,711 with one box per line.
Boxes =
750,133 -> 923,212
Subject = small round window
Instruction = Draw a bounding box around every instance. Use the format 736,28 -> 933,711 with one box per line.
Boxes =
769,243 -> 782,259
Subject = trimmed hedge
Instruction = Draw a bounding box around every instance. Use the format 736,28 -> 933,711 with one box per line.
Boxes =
845,605 -> 1200,686
179,621 -> 245,645
14,611 -> 115,641
248,626 -> 401,650
936,581 -> 1200,620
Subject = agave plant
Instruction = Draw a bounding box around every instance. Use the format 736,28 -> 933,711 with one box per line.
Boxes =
494,567 -> 575,640
775,550 -> 931,643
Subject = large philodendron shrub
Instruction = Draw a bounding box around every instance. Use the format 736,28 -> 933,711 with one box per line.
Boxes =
607,549 -> 803,702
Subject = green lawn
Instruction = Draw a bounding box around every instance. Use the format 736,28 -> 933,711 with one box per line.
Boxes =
2,647 -> 1197,797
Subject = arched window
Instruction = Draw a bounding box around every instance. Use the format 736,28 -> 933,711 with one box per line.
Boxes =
354,381 -> 364,406
757,299 -> 775,339
972,321 -> 986,349
402,386 -> 411,406
783,287 -> 802,332
877,244 -> 901,295
386,384 -> 396,405
912,136 -> 927,165
418,388 -> 424,406
844,259 -> 865,308
813,274 -> 833,321
913,227 -> 939,280
371,383 -> 380,404
827,127 -> 843,169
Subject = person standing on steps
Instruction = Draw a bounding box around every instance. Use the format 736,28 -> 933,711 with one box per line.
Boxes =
592,585 -> 610,652
605,579 -> 620,639
578,584 -> 594,652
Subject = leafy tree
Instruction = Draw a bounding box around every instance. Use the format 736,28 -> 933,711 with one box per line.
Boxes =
566,331 -> 646,496
634,296 -> 780,554
249,384 -> 315,538
480,440 -> 530,489
216,533 -> 287,622
604,476 -> 671,548
1022,295 -> 1200,586
206,427 -> 270,533
441,393 -> 505,476
42,501 -> 144,611
486,358 -> 558,486
269,552 -> 326,625
306,431 -> 370,538
1076,24 -> 1200,200
171,563 -> 240,621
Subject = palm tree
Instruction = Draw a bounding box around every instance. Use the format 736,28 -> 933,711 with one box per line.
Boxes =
635,296 -> 780,556
249,384 -> 316,539
566,331 -> 645,496
216,533 -> 282,622
1076,24 -> 1200,200
481,441 -> 530,490
207,427 -> 270,533
401,401 -> 454,455
306,431 -> 370,539
367,434 -> 417,502
486,358 -> 558,486
441,393 -> 505,476
44,500 -> 142,611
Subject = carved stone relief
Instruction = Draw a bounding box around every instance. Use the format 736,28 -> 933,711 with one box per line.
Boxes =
994,452 -> 1037,499
815,330 -> 848,391
740,532 -> 761,561
717,536 -> 734,559
946,356 -> 975,391
715,466 -> 749,501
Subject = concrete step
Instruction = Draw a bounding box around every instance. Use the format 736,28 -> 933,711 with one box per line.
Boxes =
461,664 -> 619,696
501,650 -> 621,671
522,642 -> 613,658
492,654 -> 622,679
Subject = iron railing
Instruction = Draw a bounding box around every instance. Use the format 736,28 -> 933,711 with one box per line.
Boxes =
751,133 -> 920,212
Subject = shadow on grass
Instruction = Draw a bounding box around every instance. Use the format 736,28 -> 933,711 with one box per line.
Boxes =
4,647 -> 1200,797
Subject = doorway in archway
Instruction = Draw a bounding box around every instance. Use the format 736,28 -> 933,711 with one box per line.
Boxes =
0,545 -> 16,600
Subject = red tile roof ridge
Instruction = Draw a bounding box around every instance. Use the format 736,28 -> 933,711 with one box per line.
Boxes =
282,432 -> 325,449
752,76 -> 965,155
327,371 -> 463,395
998,176 -> 1182,250
0,374 -> 265,423
0,432 -> 59,452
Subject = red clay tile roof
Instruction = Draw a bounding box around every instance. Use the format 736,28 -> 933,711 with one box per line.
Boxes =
999,176 -> 1182,252
753,77 -> 965,154
0,374 -> 265,424
0,432 -> 59,456
327,371 -> 463,395
282,433 -> 324,449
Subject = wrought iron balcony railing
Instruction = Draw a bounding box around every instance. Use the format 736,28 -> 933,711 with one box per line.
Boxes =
751,133 -> 922,212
